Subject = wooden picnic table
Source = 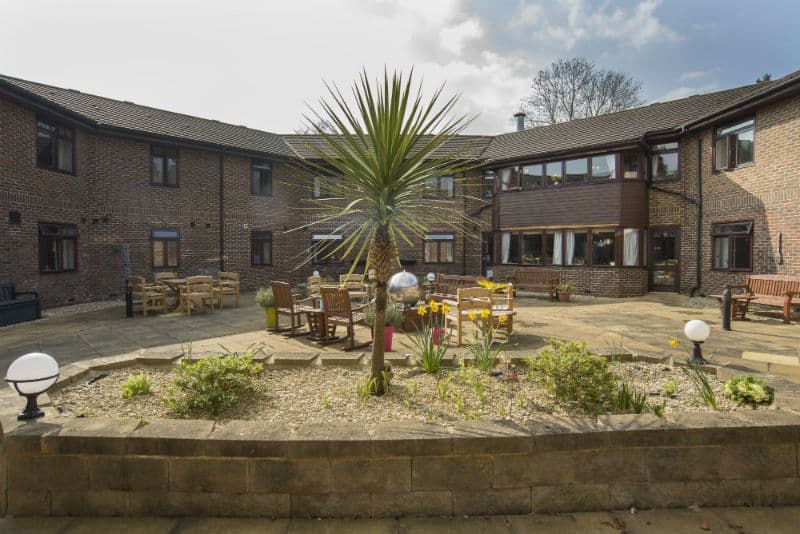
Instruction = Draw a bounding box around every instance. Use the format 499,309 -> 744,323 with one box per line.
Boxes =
160,278 -> 186,311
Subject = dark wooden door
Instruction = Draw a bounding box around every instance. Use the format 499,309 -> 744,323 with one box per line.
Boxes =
649,227 -> 680,292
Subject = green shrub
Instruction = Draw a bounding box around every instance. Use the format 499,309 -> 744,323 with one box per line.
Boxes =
163,349 -> 263,417
121,372 -> 152,399
724,375 -> 773,405
363,302 -> 404,328
661,377 -> 679,397
255,287 -> 274,308
527,340 -> 619,415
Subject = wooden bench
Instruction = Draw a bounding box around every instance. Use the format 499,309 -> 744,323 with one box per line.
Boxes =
722,274 -> 800,324
0,283 -> 41,327
509,269 -> 560,301
432,274 -> 485,300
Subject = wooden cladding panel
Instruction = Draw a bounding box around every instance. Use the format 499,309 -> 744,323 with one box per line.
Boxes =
497,181 -> 646,229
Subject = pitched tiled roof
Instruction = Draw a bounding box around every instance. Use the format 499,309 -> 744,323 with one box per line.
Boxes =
0,75 -> 295,158
282,134 -> 492,160
482,70 -> 800,163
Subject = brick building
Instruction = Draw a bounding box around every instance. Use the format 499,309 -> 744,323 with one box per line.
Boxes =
1,69 -> 798,307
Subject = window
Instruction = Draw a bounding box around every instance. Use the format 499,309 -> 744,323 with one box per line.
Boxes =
622,152 -> 640,179
313,175 -> 343,198
251,231 -> 272,265
546,161 -> 563,186
651,142 -> 679,181
152,229 -> 179,268
38,223 -> 77,273
712,221 -> 752,271
311,233 -> 343,263
592,230 -> 616,266
591,154 -> 616,182
36,119 -> 74,173
521,164 -> 544,189
545,231 -> 563,265
423,175 -> 455,199
521,233 -> 543,265
497,167 -> 518,192
501,232 -> 519,264
714,118 -> 754,171
151,146 -> 178,186
482,170 -> 496,197
423,233 -> 454,263
564,158 -> 588,185
623,229 -> 640,266
566,230 -> 587,265
251,160 -> 272,196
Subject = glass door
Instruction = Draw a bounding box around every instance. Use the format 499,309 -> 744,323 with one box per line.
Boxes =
649,227 -> 679,292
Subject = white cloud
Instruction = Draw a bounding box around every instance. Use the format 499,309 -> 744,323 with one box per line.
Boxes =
679,68 -> 719,81
510,0 -> 681,50
440,17 -> 484,56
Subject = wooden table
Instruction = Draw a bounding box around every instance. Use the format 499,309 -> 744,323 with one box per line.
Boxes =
161,278 -> 186,311
305,308 -> 339,344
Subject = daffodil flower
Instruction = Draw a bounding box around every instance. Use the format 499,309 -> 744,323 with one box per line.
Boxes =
480,309 -> 490,320
668,337 -> 679,348
468,311 -> 477,321
441,304 -> 451,314
417,306 -> 428,317
498,314 -> 508,324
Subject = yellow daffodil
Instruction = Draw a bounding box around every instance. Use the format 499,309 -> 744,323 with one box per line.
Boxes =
429,300 -> 440,313
668,337 -> 679,348
480,308 -> 490,320
441,304 -> 451,314
468,311 -> 477,321
417,306 -> 428,317
498,314 -> 508,324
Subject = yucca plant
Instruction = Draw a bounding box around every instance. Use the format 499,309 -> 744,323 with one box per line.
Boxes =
293,69 -> 479,394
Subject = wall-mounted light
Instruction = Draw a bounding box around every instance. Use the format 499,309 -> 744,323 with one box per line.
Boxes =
4,352 -> 59,420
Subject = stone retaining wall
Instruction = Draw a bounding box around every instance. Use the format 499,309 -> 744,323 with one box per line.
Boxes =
2,410 -> 800,518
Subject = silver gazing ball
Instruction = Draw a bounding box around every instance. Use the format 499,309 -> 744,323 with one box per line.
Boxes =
387,270 -> 420,308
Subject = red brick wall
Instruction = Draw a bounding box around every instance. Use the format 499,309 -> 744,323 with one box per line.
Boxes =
492,265 -> 648,297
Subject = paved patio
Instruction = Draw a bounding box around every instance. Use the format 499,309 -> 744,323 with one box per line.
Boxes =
1,507 -> 799,533
1,292 -> 798,379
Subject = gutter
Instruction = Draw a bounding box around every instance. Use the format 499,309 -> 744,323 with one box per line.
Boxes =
692,135 -> 703,297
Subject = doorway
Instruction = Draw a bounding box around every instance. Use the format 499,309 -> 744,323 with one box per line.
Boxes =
649,227 -> 680,292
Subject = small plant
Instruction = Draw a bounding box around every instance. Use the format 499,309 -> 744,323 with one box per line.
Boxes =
682,364 -> 718,411
321,393 -> 331,409
255,287 -> 275,308
163,347 -> 263,417
615,381 -> 649,414
555,282 -> 574,294
363,302 -> 404,328
661,377 -> 679,397
466,309 -> 506,371
650,399 -> 666,418
121,372 -> 152,399
724,376 -> 773,405
496,405 -> 507,418
527,340 -> 619,415
407,300 -> 452,373
356,376 -> 373,399
436,374 -> 452,400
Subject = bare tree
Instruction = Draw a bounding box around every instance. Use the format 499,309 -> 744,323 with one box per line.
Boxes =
756,73 -> 771,83
294,118 -> 337,134
522,58 -> 643,126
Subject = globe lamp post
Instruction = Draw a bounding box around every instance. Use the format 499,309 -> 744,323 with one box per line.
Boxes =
4,352 -> 60,421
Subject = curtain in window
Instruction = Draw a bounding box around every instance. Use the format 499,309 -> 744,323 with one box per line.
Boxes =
501,232 -> 511,264
499,168 -> 513,191
623,229 -> 639,266
553,231 -> 563,265
565,231 -> 575,265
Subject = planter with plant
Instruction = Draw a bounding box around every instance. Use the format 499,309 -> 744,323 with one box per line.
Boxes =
407,300 -> 452,373
556,282 -> 574,302
255,287 -> 277,330
364,302 -> 404,352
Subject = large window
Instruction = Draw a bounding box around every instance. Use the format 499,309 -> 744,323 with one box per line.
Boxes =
423,233 -> 454,263
622,152 -> 640,179
498,167 -> 518,192
423,175 -> 455,199
37,119 -> 74,173
482,170 -> 496,197
566,230 -> 587,265
564,158 -> 588,185
500,232 -> 519,264
521,233 -> 543,265
151,146 -> 178,186
591,154 -> 616,181
313,175 -> 343,199
251,160 -> 272,196
714,118 -> 754,171
251,231 -> 272,266
713,221 -> 752,271
311,233 -> 343,263
545,161 -> 563,186
651,142 -> 679,181
592,231 -> 616,266
152,229 -> 179,268
521,164 -> 544,189
38,223 -> 77,273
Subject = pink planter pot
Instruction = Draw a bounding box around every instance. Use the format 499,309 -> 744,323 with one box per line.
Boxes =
432,327 -> 445,345
384,326 -> 394,352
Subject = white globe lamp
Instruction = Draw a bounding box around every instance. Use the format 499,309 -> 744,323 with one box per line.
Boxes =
4,352 -> 59,420
684,320 -> 710,364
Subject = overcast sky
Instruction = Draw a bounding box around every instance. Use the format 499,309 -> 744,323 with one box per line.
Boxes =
2,0 -> 798,134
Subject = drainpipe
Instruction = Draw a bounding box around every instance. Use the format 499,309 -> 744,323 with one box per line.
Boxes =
219,149 -> 225,272
462,177 -> 468,275
692,136 -> 703,296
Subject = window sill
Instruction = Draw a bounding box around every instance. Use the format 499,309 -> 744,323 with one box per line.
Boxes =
37,165 -> 76,176
712,162 -> 755,174
251,193 -> 274,197
150,183 -> 180,188
251,263 -> 274,267
39,270 -> 78,275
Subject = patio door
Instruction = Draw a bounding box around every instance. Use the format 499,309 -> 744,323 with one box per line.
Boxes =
649,227 -> 680,292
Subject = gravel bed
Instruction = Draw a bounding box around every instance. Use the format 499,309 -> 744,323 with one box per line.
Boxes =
51,360 -> 753,430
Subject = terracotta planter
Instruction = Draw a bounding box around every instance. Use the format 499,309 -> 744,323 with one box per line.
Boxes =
383,326 -> 394,352
264,306 -> 277,329
558,292 -> 571,302
432,327 -> 446,345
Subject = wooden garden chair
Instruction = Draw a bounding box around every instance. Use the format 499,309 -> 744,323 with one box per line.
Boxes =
181,275 -> 215,316
130,275 -> 168,317
307,275 -> 322,305
272,281 -> 317,335
444,287 -> 492,347
214,272 -> 240,309
490,283 -> 516,337
320,286 -> 370,351
339,273 -> 368,302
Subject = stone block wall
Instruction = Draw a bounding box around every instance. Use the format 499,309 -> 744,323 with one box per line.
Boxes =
2,411 -> 798,518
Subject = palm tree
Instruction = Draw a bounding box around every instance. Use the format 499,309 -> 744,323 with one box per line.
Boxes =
296,69 -> 479,394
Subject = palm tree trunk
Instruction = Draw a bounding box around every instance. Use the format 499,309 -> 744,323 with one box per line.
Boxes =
368,227 -> 396,395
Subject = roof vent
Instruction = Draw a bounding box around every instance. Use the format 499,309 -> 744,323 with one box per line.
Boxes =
513,112 -> 526,132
